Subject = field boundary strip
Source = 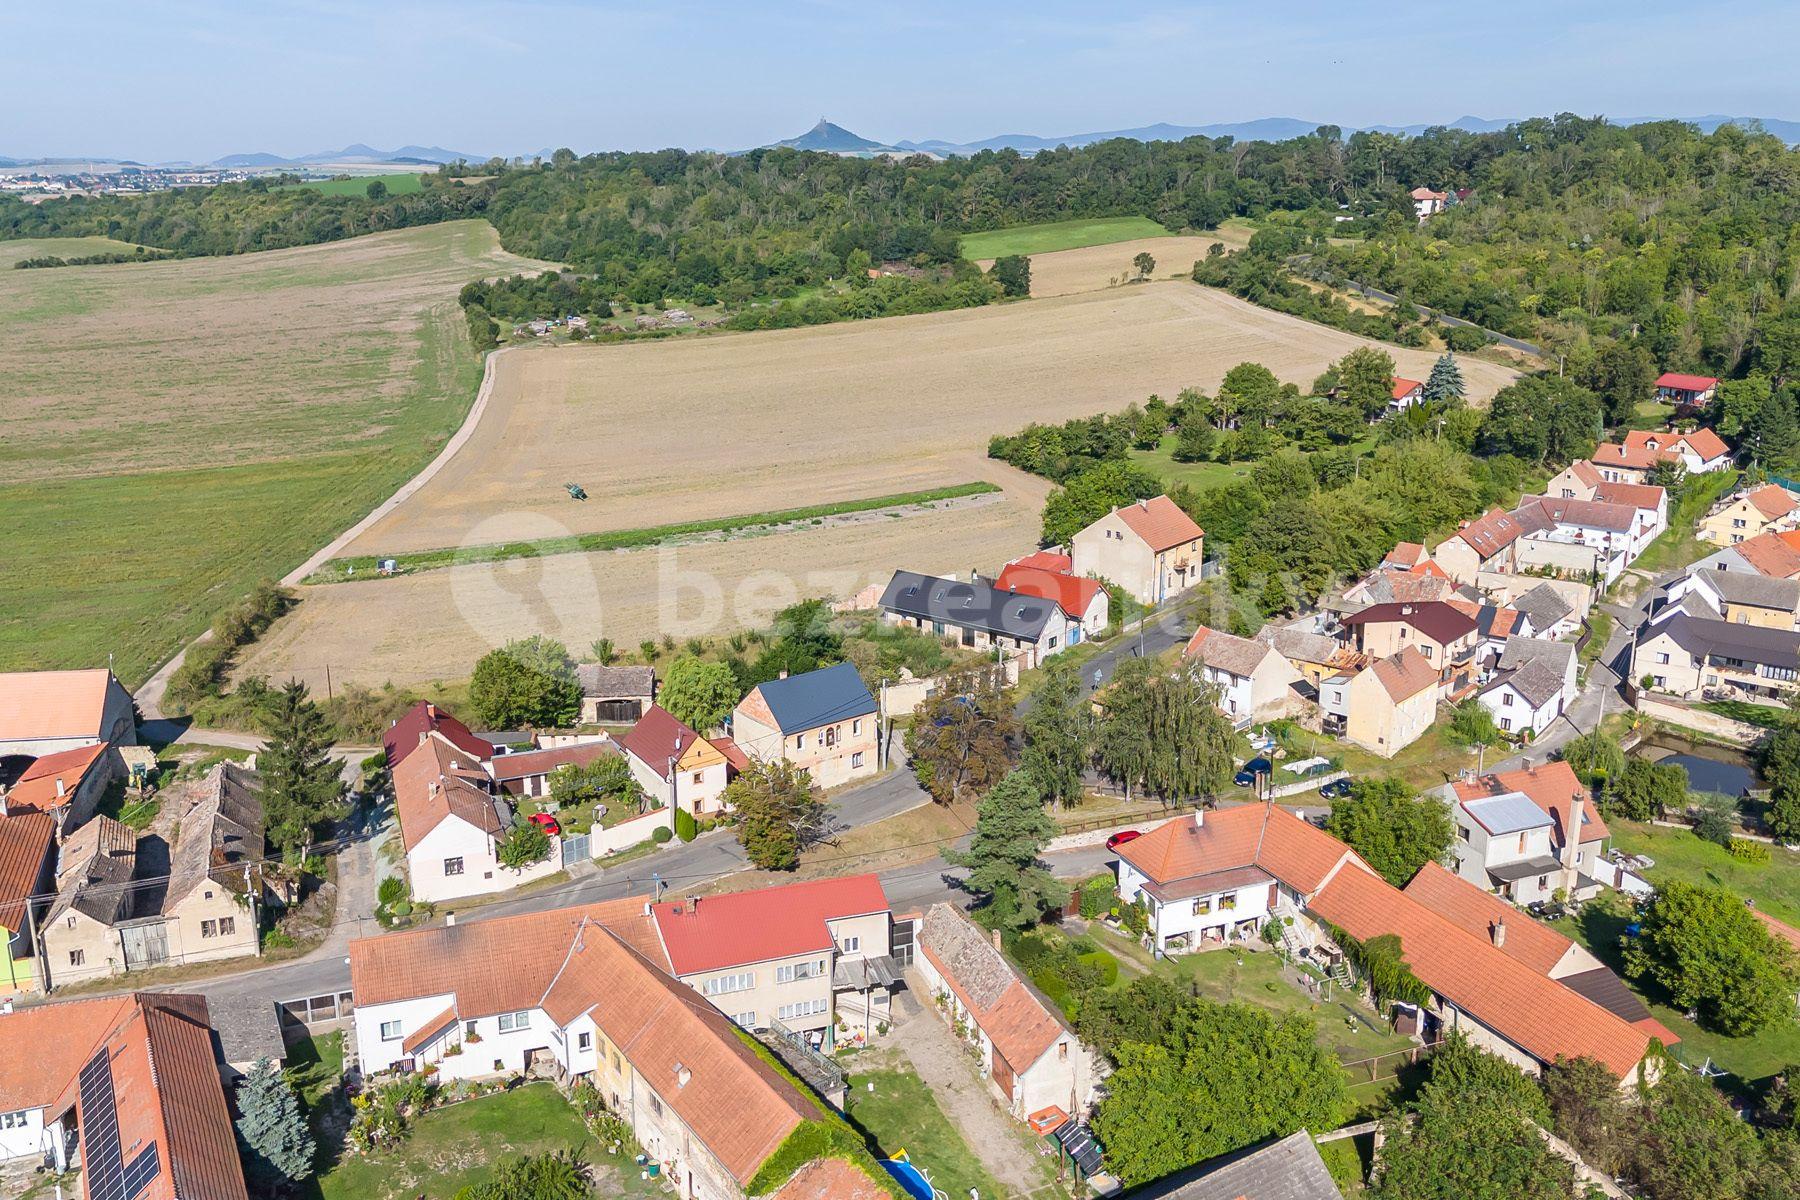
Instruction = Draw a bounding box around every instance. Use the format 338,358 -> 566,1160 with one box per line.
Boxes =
306,481 -> 1004,582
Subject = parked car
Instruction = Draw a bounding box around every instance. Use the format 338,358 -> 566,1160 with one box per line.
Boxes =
1319,779 -> 1353,800
1105,830 -> 1142,851
1234,757 -> 1273,787
528,811 -> 562,837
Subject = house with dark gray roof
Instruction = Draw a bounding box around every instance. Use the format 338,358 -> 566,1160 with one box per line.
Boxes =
576,664 -> 656,724
1666,567 -> 1800,630
732,662 -> 880,789
878,570 -> 1071,668
1511,581 -> 1578,639
1478,637 -> 1577,739
1124,1130 -> 1344,1199
1633,595 -> 1800,701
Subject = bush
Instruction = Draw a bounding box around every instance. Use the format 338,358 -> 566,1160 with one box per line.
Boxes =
1077,949 -> 1120,988
1729,838 -> 1772,864
651,826 -> 673,844
1079,879 -> 1117,918
674,808 -> 697,843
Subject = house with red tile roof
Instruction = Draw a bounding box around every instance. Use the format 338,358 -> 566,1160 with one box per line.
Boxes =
1701,483 -> 1800,546
0,811 -> 54,993
485,737 -> 621,800
1433,507 -> 1534,583
917,903 -> 1094,1122
0,669 -> 137,762
994,562 -> 1109,642
1387,376 -> 1424,415
1069,495 -> 1204,605
395,731 -> 560,903
1654,372 -> 1719,408
651,874 -> 898,1048
2,741 -> 119,832
382,699 -> 493,770
1380,542 -> 1430,571
0,992 -> 247,1200
620,704 -> 733,816
1624,427 -> 1731,473
348,895 -> 894,1200
1409,187 -> 1448,219
1113,809 -> 1664,1083
1441,762 -> 1609,903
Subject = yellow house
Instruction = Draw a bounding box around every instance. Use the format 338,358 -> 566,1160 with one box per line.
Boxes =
1343,647 -> 1440,758
1700,484 -> 1798,545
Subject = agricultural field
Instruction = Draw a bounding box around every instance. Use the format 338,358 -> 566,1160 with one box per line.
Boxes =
0,235 -> 152,266
242,279 -> 1518,691
0,220 -> 554,684
970,219 -> 1257,298
281,172 -> 425,197
957,215 -> 1174,260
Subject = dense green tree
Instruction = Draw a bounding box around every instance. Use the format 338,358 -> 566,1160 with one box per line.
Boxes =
1325,777 -> 1454,887
945,769 -> 1066,929
548,755 -> 639,809
364,179 -> 388,201
1560,729 -> 1626,791
456,1150 -> 592,1200
1040,460 -> 1163,547
1075,974 -> 1193,1058
1336,346 -> 1397,421
1132,251 -> 1156,281
658,655 -> 742,733
1764,724 -> 1800,842
1623,880 -> 1800,1035
259,680 -> 344,858
725,760 -> 828,871
497,819 -> 552,868
1095,660 -> 1234,802
1478,375 -> 1603,466
1603,756 -> 1688,822
1750,390 -> 1800,474
989,254 -> 1031,298
1716,374 -> 1774,439
1444,699 -> 1501,771
1020,656 -> 1091,806
1542,1055 -> 1639,1177
1172,401 -> 1217,462
236,1058 -> 315,1184
905,670 -> 1018,803
1422,351 -> 1466,405
1091,1000 -> 1347,1187
1635,1070 -> 1761,1200
1582,338 -> 1658,428
469,636 -> 582,728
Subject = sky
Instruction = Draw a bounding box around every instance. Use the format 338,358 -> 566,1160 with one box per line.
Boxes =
5,0 -> 1799,162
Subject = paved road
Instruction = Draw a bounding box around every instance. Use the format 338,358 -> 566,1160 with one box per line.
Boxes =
1074,604 -> 1195,696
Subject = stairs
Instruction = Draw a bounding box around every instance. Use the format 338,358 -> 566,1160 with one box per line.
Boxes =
1330,957 -> 1354,989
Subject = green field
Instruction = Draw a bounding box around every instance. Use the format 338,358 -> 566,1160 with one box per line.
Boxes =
283,172 -> 425,197
958,216 -> 1172,260
0,220 -> 552,685
843,1067 -> 1008,1200
1130,433 -> 1254,491
0,235 -> 154,267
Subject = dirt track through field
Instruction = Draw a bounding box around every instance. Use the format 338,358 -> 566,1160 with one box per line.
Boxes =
244,280 -> 1518,689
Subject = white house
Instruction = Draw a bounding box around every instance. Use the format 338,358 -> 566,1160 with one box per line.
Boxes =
1410,187 -> 1448,220
1442,762 -> 1607,904
395,732 -> 560,903
1477,637 -> 1576,739
619,705 -> 733,816
1183,625 -> 1302,723
1069,496 -> 1205,606
916,904 -> 1094,1122
994,562 -> 1110,644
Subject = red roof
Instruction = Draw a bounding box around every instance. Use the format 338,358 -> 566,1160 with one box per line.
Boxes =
1452,761 -> 1608,845
1654,372 -> 1718,392
5,743 -> 108,813
1594,480 -> 1666,512
1382,542 -> 1427,569
1115,805 -> 1358,896
0,812 -> 54,930
383,701 -> 493,768
994,564 -> 1104,621
1110,495 -> 1204,552
486,739 -> 619,782
618,705 -> 706,772
1745,485 -> 1799,521
1391,377 -> 1423,400
1402,862 -> 1575,976
1008,550 -> 1073,574
652,874 -> 889,975
707,736 -> 751,773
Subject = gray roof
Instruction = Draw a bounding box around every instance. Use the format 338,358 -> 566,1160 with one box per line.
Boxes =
1482,658 -> 1568,710
1255,625 -> 1340,666
1124,1130 -> 1344,1199
208,995 -> 287,1068
48,815 -> 139,925
1190,627 -> 1275,678
1489,854 -> 1568,883
1512,582 -> 1574,630
164,762 -> 265,911
1464,792 -> 1554,835
576,663 -> 656,699
750,661 -> 876,734
1498,636 -> 1575,678
920,902 -> 1015,1009
1640,608 -> 1800,669
1697,569 -> 1800,612
880,569 -> 1056,641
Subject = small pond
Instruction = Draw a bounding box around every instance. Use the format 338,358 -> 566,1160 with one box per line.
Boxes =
1633,733 -> 1762,797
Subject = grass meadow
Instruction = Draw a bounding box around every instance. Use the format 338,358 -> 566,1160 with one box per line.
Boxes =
957,216 -> 1173,259
0,235 -> 154,266
0,221 -> 552,684
282,172 -> 425,197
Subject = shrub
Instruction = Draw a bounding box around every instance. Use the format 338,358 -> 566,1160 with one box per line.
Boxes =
1077,949 -> 1120,988
651,826 -> 673,844
675,808 -> 698,843
1079,878 -> 1117,919
1729,838 -> 1772,864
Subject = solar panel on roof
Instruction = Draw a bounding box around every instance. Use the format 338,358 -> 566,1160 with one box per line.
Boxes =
77,1047 -> 125,1200
123,1143 -> 161,1200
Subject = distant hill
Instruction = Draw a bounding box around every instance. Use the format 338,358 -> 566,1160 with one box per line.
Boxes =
210,143 -> 476,168
768,119 -> 894,154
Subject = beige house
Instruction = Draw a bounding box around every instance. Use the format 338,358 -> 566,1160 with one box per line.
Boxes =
1069,495 -> 1204,606
1667,569 -> 1800,631
1632,597 -> 1800,701
620,706 -> 733,816
0,668 -> 137,760
1184,626 -> 1302,723
1340,600 -> 1479,693
652,874 -> 897,1049
1434,507 -> 1532,583
1701,484 -> 1799,545
1340,647 -> 1439,757
1256,624 -> 1365,688
916,903 -> 1093,1122
732,663 -> 878,790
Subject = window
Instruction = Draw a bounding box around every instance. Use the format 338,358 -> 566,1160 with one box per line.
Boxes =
578,1031 -> 592,1051
66,916 -> 76,929
465,1022 -> 478,1038
201,919 -> 219,938
1421,644 -> 1432,659
68,949 -> 84,967
1656,652 -> 1670,665
795,734 -> 805,750
1500,692 -> 1513,707
219,916 -> 236,937
0,1112 -> 22,1129
852,719 -> 862,735
691,771 -> 703,785
840,935 -> 860,953
1734,518 -> 1747,529
777,998 -> 829,1021
1458,825 -> 1471,842
444,857 -> 464,876
852,752 -> 865,769
1058,1042 -> 1068,1060
379,1020 -> 403,1041
733,1012 -> 758,1028
776,959 -> 825,983
1218,892 -> 1238,911
1500,717 -> 1513,731
648,1094 -> 663,1117
702,972 -> 755,996
1191,898 -> 1211,916
203,889 -> 213,900
497,1011 -> 531,1032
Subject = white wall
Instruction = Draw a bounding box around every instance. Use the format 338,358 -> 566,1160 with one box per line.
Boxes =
588,805 -> 674,857
0,1107 -> 49,1163
407,817 -> 560,904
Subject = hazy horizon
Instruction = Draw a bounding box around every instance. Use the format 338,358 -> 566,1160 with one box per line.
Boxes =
5,0 -> 1798,162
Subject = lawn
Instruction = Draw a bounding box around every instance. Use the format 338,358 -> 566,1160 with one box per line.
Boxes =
314,1082 -> 653,1200
843,1066 -> 1006,1200
1320,725 -> 1481,793
957,216 -> 1173,260
1610,820 -> 1800,926
0,220 -> 552,685
1631,468 -> 1741,575
1129,433 -> 1253,492
282,172 -> 425,197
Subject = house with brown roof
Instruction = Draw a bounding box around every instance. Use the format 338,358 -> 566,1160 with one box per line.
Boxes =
1326,646 -> 1439,757
382,699 -> 493,770
396,731 -> 560,903
1113,808 -> 1665,1084
1624,427 -> 1731,474
485,737 -> 621,800
0,668 -> 137,761
1340,602 -> 1478,691
348,896 -> 894,1200
576,664 -> 657,724
1255,622 -> 1365,688
1701,483 -> 1800,546
1069,495 -> 1205,605
1184,626 -> 1303,723
0,992 -> 247,1200
916,903 -> 1094,1122
621,705 -> 734,816
1694,528 -> 1800,580
0,811 -> 55,993
2,742 -> 120,833
1433,507 -> 1532,583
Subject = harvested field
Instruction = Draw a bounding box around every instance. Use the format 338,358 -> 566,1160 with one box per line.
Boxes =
250,279 -> 1519,689
1005,233 -> 1250,298
0,221 -> 554,683
0,235 -> 151,266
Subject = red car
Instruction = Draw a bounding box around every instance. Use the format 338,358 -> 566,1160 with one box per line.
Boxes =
528,811 -> 562,837
1105,830 -> 1142,851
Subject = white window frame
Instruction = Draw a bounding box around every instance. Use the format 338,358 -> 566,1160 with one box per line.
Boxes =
497,1010 -> 531,1032
379,1020 -> 403,1041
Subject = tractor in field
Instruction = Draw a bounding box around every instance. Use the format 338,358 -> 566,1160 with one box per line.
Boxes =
564,482 -> 588,501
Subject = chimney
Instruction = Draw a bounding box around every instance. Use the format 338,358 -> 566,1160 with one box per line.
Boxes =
643,901 -> 653,916
1563,789 -> 1586,888
445,912 -> 456,927
427,703 -> 439,719
688,896 -> 700,911
779,669 -> 789,680
1193,809 -> 1205,829
991,928 -> 1003,951
1491,918 -> 1506,948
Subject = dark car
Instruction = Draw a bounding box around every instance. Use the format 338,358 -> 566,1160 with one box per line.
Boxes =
1234,757 -> 1273,787
1105,830 -> 1143,851
1319,779 -> 1353,800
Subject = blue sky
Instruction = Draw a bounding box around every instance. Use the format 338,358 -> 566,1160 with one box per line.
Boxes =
4,0 -> 1796,161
